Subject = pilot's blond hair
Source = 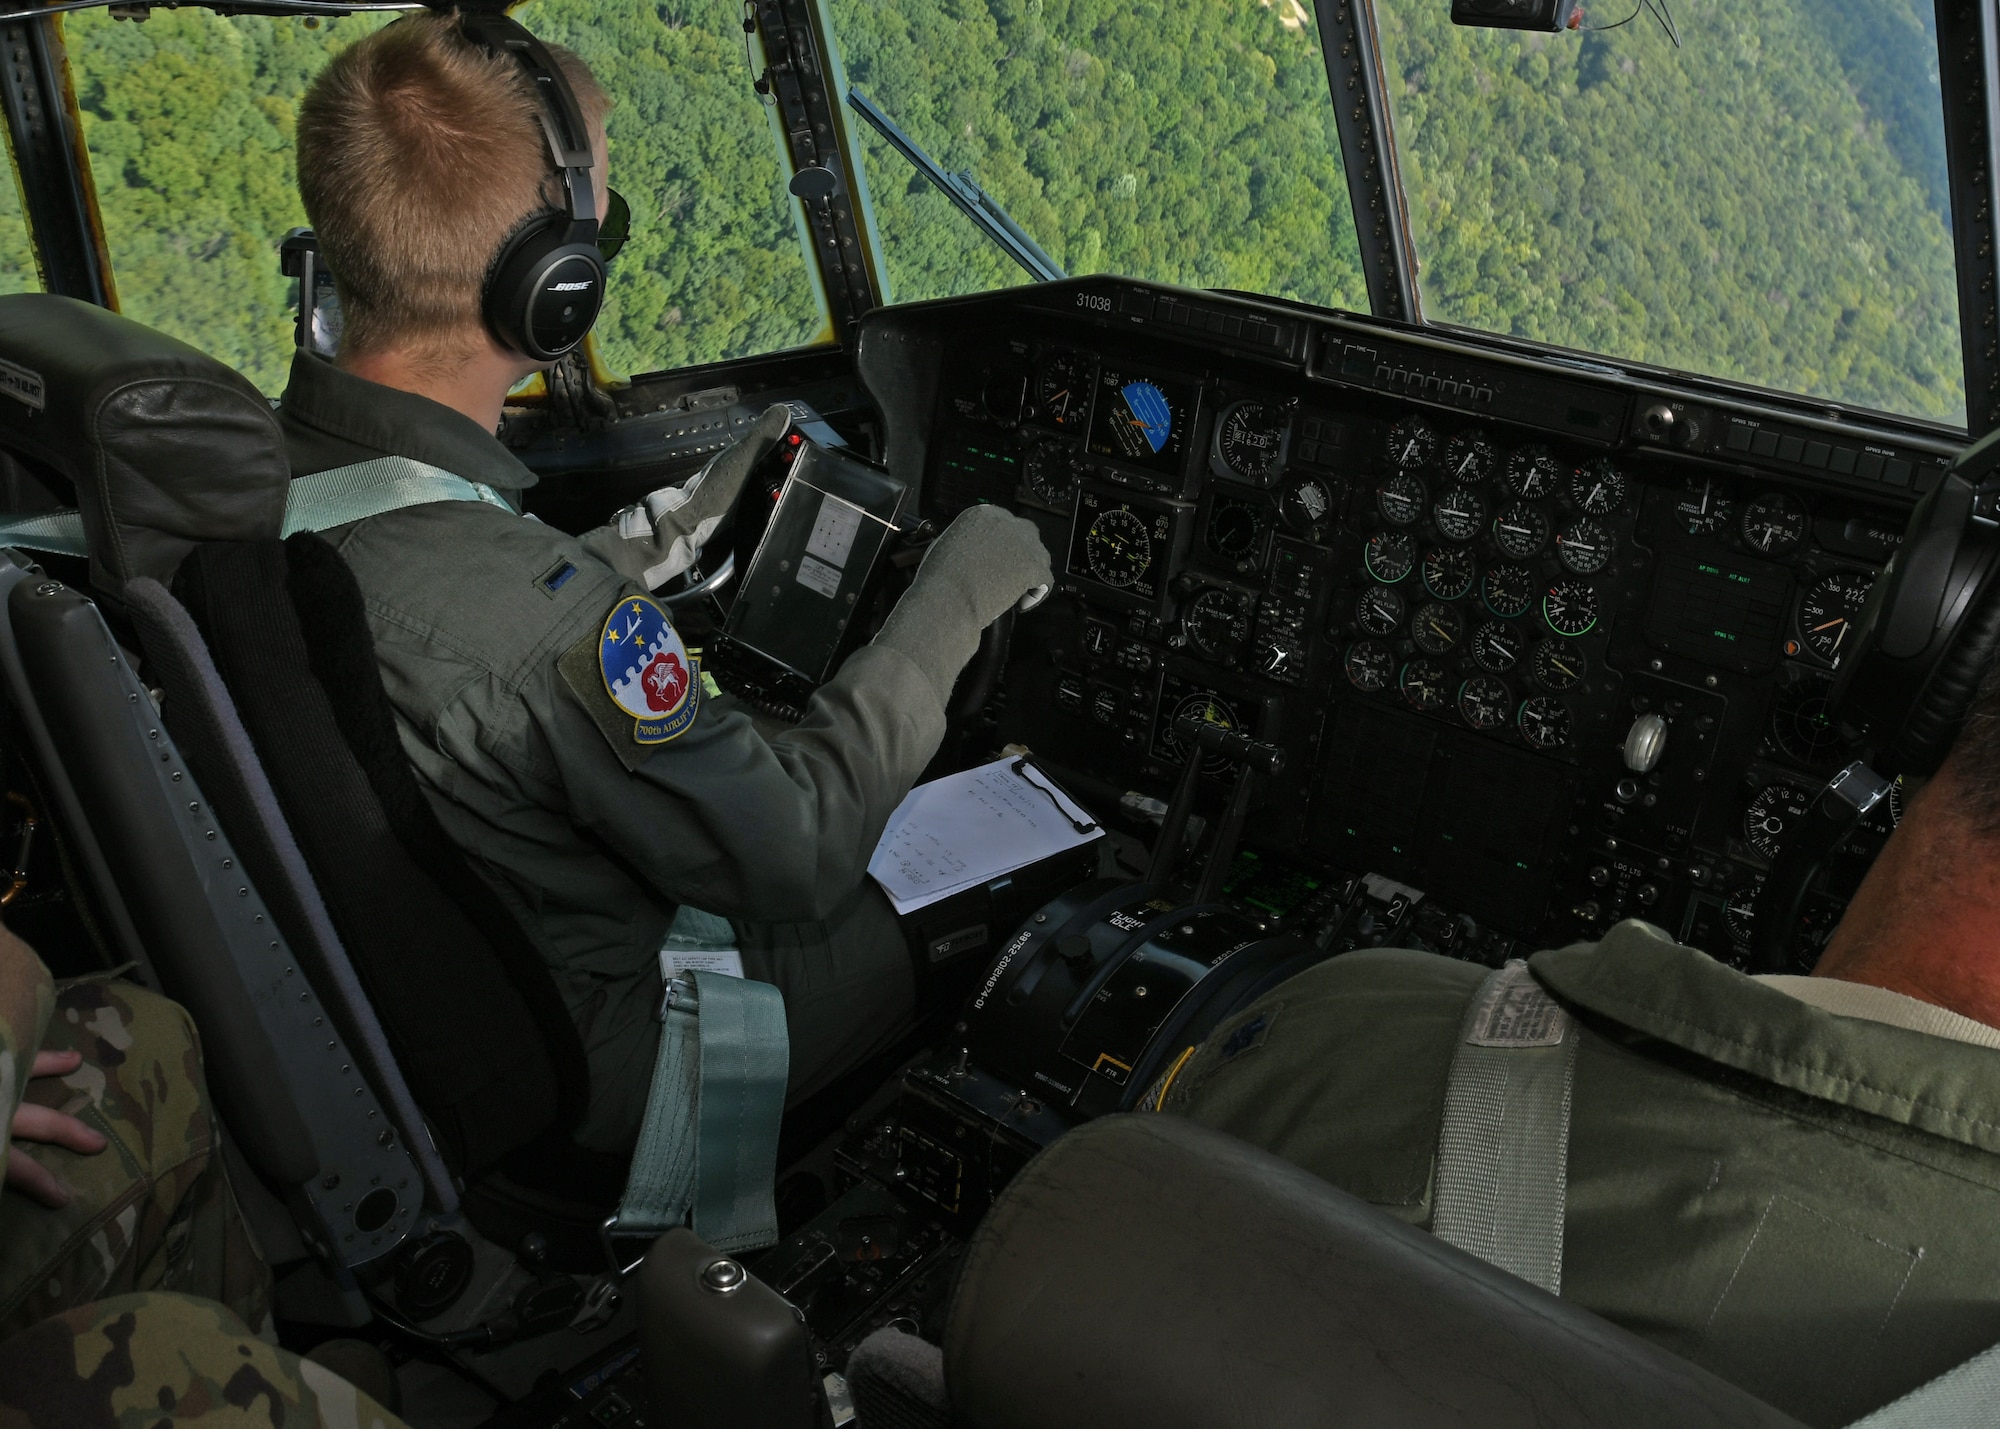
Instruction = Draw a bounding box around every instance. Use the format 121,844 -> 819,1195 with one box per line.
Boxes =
296,12 -> 608,361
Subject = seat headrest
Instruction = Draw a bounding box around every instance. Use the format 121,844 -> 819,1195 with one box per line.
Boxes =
0,294 -> 288,598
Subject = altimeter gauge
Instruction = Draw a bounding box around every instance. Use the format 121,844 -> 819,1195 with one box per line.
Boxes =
1215,400 -> 1286,484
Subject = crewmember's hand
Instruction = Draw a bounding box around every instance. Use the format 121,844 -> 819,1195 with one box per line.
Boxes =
873,504 -> 1054,701
582,404 -> 793,588
6,1047 -> 106,1209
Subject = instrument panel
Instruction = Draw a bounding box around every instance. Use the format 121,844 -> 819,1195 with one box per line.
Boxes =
891,279 -> 1952,972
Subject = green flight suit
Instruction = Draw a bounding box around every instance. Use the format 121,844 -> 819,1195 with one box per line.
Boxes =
277,353 -> 935,1152
1161,918 -> 2000,1427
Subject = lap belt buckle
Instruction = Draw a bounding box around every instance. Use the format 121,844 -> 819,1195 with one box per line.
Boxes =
599,1213 -> 659,1280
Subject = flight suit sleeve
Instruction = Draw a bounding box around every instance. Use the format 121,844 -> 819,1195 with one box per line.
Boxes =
0,922 -> 55,1132
537,632 -> 946,924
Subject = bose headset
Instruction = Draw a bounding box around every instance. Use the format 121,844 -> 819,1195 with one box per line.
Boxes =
459,11 -> 606,362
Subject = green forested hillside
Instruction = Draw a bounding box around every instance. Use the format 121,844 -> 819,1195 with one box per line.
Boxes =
0,0 -> 1965,425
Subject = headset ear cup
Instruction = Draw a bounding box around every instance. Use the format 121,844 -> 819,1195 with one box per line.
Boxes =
1893,562 -> 2000,774
482,214 -> 604,361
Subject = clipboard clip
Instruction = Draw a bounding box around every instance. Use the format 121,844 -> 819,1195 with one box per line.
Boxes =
1011,757 -> 1098,835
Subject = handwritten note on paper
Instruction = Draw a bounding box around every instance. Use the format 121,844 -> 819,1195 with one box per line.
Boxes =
867,757 -> 1102,915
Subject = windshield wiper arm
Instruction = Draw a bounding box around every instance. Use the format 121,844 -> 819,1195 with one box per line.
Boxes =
845,87 -> 1066,284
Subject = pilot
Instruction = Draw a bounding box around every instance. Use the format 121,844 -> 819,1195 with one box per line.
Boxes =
280,14 -> 1051,1152
1159,674 -> 2000,1422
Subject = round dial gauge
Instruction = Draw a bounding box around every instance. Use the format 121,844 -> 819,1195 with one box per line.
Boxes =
1036,352 -> 1092,428
1770,674 -> 1841,767
1216,401 -> 1286,483
1387,416 -> 1438,472
1421,546 -> 1478,601
1507,444 -> 1561,499
1518,696 -> 1572,749
1889,774 -> 1906,827
1364,529 -> 1417,584
1531,639 -> 1587,691
1570,459 -> 1627,516
1492,503 -> 1550,559
1279,475 -> 1334,533
1090,688 -> 1121,725
1162,692 -> 1244,776
1354,585 -> 1405,637
1400,658 -> 1449,712
1542,579 -> 1600,638
1433,486 -> 1486,543
1345,640 -> 1394,692
1085,507 -> 1154,589
1183,589 -> 1250,659
1444,428 -> 1497,484
1377,473 -> 1427,527
1675,476 -> 1735,536
1254,634 -> 1306,682
1798,569 -> 1877,668
1410,601 -> 1464,655
1206,499 -> 1265,561
1740,492 -> 1808,557
1459,676 -> 1512,730
1081,620 -> 1115,659
1481,563 -> 1536,619
1024,441 -> 1078,507
1744,781 -> 1814,862
1555,518 -> 1614,576
1724,885 -> 1761,953
1471,620 -> 1524,673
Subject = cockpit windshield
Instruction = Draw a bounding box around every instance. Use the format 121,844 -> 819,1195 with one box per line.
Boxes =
824,0 -> 1368,311
1374,2 -> 1964,428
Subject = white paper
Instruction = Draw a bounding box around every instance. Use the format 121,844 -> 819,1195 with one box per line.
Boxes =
794,553 -> 842,598
867,756 -> 1102,915
660,949 -> 745,980
806,493 -> 865,568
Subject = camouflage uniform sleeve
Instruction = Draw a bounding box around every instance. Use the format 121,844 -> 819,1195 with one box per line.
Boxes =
0,922 -> 56,1135
0,1292 -> 411,1428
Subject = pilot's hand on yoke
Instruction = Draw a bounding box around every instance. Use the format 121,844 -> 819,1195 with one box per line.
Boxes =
583,403 -> 793,589
872,503 -> 1054,701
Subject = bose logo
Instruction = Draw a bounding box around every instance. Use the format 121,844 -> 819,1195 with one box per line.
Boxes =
549,281 -> 594,292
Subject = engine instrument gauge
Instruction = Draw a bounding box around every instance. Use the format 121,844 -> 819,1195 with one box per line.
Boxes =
1517,697 -> 1571,749
1507,444 -> 1561,500
1254,633 -> 1306,683
1570,459 -> 1626,516
1036,352 -> 1092,428
1354,586 -> 1405,637
1387,416 -> 1438,471
1744,781 -> 1814,862
1183,588 -> 1251,659
1798,569 -> 1876,668
1481,564 -> 1535,619
1400,658 -> 1449,712
1444,428 -> 1497,484
1421,546 -> 1477,601
1279,475 -> 1333,534
1492,503 -> 1550,560
1471,620 -> 1524,673
1215,401 -> 1286,484
1345,640 -> 1394,692
1542,580 -> 1599,638
1410,601 -> 1464,655
1081,619 -> 1116,659
1531,640 -> 1587,691
1555,518 -> 1614,576
1377,473 -> 1426,527
1459,676 -> 1512,730
1433,486 -> 1486,543
1024,440 -> 1078,507
1723,885 -> 1761,951
1364,529 -> 1416,584
1675,476 -> 1735,537
1205,499 -> 1266,561
1740,492 -> 1808,557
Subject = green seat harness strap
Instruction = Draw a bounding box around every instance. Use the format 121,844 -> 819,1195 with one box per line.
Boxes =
0,455 -> 513,557
1430,958 -> 1580,1297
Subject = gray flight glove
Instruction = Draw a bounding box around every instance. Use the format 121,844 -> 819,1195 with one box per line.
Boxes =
873,503 -> 1054,703
579,404 -> 793,589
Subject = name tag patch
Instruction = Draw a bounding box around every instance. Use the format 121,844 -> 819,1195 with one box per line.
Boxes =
0,357 -> 45,411
598,594 -> 700,745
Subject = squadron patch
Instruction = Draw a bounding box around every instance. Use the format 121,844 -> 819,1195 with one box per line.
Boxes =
597,594 -> 700,745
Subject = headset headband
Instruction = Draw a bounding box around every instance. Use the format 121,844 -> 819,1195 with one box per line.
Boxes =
458,12 -> 598,235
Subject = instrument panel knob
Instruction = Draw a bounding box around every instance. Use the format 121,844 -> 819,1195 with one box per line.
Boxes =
1624,712 -> 1669,773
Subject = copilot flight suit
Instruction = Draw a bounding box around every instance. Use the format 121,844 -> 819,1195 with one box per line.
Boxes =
1163,918 -> 2000,1427
276,352 -> 959,1152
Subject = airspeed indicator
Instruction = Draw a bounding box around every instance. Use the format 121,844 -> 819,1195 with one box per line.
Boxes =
1798,569 -> 1875,668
